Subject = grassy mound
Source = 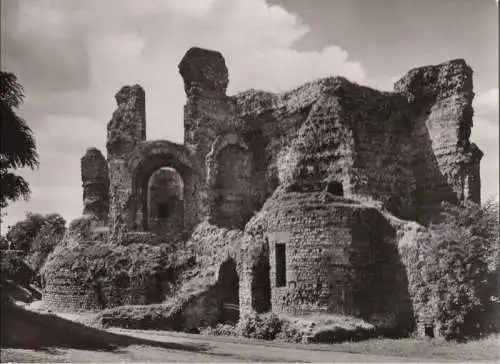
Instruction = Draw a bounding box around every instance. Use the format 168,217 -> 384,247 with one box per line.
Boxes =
200,311 -> 377,343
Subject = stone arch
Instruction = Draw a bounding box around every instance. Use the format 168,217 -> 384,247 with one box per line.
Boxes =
147,167 -> 184,238
206,133 -> 253,229
216,258 -> 240,324
129,140 -> 199,236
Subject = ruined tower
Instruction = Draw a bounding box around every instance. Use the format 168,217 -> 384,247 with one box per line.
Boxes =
179,47 -> 254,229
81,147 -> 109,222
106,85 -> 146,240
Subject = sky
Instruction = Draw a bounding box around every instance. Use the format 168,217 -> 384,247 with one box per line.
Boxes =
0,0 -> 498,230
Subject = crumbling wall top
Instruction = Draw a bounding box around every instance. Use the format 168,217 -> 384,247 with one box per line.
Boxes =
178,47 -> 229,97
81,147 -> 107,181
393,58 -> 473,104
114,84 -> 146,107
81,147 -> 109,221
107,84 -> 146,158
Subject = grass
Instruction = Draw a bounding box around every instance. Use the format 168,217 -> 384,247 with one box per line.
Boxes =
323,335 -> 500,361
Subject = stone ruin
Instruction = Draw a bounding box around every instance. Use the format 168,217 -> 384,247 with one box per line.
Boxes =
45,47 -> 483,337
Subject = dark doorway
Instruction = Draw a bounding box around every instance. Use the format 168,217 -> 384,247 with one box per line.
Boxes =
146,167 -> 184,238
217,259 -> 240,324
326,181 -> 344,196
425,325 -> 435,338
157,202 -> 170,218
275,243 -> 286,287
251,254 -> 271,313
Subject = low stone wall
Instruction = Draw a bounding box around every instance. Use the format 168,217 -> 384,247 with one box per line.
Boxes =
42,275 -> 101,312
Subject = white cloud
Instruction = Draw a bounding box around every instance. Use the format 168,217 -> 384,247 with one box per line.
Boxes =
2,0 -> 497,230
1,0 -> 367,229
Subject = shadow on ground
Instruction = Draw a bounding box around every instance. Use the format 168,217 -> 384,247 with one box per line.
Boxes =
0,292 -> 209,355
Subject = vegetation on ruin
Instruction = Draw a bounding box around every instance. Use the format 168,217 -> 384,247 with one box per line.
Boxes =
401,199 -> 499,340
1,253 -> 35,287
0,71 -> 39,209
200,312 -> 377,344
3,213 -> 66,285
40,216 -> 193,310
26,214 -> 66,273
6,213 -> 48,253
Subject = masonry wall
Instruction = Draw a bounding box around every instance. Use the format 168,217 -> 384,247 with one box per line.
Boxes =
212,144 -> 253,229
107,85 -> 146,241
54,47 -> 482,322
394,59 -> 482,223
233,79 -> 417,221
256,189 -> 412,327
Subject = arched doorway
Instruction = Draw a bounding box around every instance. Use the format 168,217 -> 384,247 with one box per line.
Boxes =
217,259 -> 240,324
129,141 -> 197,238
147,167 -> 184,239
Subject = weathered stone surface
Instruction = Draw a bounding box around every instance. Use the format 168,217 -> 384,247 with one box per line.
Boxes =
44,47 -> 483,337
394,59 -> 482,222
106,84 -> 146,158
40,216 -> 179,312
106,84 -> 147,243
81,148 -> 109,222
179,47 -> 229,97
245,188 -> 412,330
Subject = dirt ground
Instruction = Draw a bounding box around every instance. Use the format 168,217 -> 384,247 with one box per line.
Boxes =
1,328 -> 451,363
2,303 -> 497,363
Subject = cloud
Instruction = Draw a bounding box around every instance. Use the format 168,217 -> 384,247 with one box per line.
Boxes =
1,0 -> 366,228
2,0 -> 497,230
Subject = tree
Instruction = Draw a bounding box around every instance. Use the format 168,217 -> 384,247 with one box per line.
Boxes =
408,199 -> 499,340
26,214 -> 66,273
0,71 -> 39,209
6,213 -> 47,254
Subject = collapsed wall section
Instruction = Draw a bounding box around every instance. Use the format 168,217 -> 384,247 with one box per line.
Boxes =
41,216 -> 178,312
394,59 -> 483,223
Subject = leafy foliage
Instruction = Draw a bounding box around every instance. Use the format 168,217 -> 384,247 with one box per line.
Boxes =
4,213 -> 66,285
0,252 -> 35,286
236,312 -> 284,340
26,214 -> 66,273
6,213 -> 65,255
6,213 -> 47,254
402,200 -> 499,340
0,235 -> 10,250
0,71 -> 39,209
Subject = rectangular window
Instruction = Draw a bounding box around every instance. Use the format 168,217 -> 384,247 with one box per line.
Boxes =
275,243 -> 286,287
